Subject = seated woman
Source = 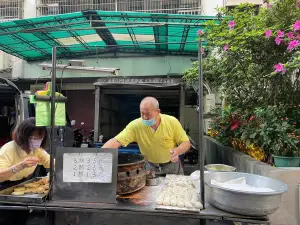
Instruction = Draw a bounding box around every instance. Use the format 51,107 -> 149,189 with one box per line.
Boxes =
0,117 -> 50,185
0,117 -> 50,225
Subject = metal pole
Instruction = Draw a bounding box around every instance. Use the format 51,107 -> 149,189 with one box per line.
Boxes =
93,86 -> 101,143
198,40 -> 205,208
22,24 -> 165,33
49,46 -> 57,201
54,41 -> 198,49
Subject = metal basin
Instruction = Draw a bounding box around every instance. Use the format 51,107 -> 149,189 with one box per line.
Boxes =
117,154 -> 146,195
205,164 -> 236,172
204,172 -> 288,216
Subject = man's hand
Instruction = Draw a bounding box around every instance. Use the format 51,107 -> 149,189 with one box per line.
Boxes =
170,149 -> 179,162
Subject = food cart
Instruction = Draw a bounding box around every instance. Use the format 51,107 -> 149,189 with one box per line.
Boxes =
0,12 -> 287,225
0,44 -> 281,225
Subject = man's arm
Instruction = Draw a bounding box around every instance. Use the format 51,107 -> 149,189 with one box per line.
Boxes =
170,140 -> 191,162
102,121 -> 137,149
174,140 -> 191,155
102,138 -> 122,149
170,118 -> 191,162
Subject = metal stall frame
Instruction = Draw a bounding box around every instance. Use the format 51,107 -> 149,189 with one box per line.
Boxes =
48,40 -> 205,206
0,10 -> 271,225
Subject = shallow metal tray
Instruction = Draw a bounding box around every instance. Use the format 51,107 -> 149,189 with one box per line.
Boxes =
0,177 -> 48,204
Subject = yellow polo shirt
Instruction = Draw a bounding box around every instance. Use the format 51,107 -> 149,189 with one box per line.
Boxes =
0,141 -> 50,181
115,114 -> 189,164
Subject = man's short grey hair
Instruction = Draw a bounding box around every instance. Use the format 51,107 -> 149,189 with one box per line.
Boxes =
140,97 -> 159,110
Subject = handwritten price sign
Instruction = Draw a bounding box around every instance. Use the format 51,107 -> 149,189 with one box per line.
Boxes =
63,153 -> 113,183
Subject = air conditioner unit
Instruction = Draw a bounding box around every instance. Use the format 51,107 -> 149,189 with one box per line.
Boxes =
204,94 -> 216,114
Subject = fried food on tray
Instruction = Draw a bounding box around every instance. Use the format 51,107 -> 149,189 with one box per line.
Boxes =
10,177 -> 50,196
39,177 -> 49,185
12,191 -> 25,195
34,187 -> 46,194
13,187 -> 25,192
24,188 -> 35,194
24,183 -> 39,188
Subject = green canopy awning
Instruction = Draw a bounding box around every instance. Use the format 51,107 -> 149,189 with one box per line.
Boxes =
0,10 -> 217,61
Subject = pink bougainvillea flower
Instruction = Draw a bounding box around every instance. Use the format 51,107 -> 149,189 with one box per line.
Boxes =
293,21 -> 300,31
287,40 -> 300,51
228,21 -> 235,30
224,43 -> 229,51
275,37 -> 282,45
201,48 -> 205,55
249,116 -> 255,121
277,30 -> 284,38
274,63 -> 286,73
287,32 -> 294,39
266,3 -> 271,8
296,34 -> 300,40
197,30 -> 203,36
264,29 -> 272,37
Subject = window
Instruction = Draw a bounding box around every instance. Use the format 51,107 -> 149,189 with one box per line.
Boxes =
0,0 -> 23,20
36,0 -> 201,15
37,0 -> 116,16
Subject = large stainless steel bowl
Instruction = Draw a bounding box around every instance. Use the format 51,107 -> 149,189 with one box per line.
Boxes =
204,172 -> 288,216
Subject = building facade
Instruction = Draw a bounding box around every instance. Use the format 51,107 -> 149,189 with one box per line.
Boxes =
0,0 -> 264,77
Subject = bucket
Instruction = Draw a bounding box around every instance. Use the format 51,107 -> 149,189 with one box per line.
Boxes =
204,164 -> 236,172
273,155 -> 300,167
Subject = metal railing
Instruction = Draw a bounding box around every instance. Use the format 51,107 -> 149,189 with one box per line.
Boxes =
0,0 -> 23,21
36,0 -> 201,16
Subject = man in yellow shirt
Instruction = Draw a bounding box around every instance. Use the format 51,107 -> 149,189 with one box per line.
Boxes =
102,97 -> 191,175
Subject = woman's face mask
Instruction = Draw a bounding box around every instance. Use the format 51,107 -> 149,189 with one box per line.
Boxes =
29,137 -> 43,151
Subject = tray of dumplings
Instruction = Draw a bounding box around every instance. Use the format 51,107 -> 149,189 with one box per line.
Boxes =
155,175 -> 203,212
0,177 -> 49,204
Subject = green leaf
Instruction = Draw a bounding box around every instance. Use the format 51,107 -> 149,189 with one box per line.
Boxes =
246,139 -> 251,147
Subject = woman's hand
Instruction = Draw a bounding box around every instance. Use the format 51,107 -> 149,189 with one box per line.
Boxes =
20,157 -> 40,168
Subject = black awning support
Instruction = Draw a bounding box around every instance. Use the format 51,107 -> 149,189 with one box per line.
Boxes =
83,10 -> 118,48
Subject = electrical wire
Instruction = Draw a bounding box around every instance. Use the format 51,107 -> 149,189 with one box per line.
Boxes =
60,65 -> 68,94
35,71 -> 52,84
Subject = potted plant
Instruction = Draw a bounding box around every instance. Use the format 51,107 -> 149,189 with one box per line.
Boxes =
239,106 -> 300,167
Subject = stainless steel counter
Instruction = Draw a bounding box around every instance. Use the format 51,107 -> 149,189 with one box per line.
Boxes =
0,184 -> 269,224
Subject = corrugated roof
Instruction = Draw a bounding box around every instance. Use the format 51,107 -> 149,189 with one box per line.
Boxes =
0,10 -> 217,61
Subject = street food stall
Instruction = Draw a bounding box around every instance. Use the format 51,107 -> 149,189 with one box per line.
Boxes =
0,45 -> 287,225
0,10 -> 288,225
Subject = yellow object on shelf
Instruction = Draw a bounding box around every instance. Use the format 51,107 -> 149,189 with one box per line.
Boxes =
31,82 -> 66,127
